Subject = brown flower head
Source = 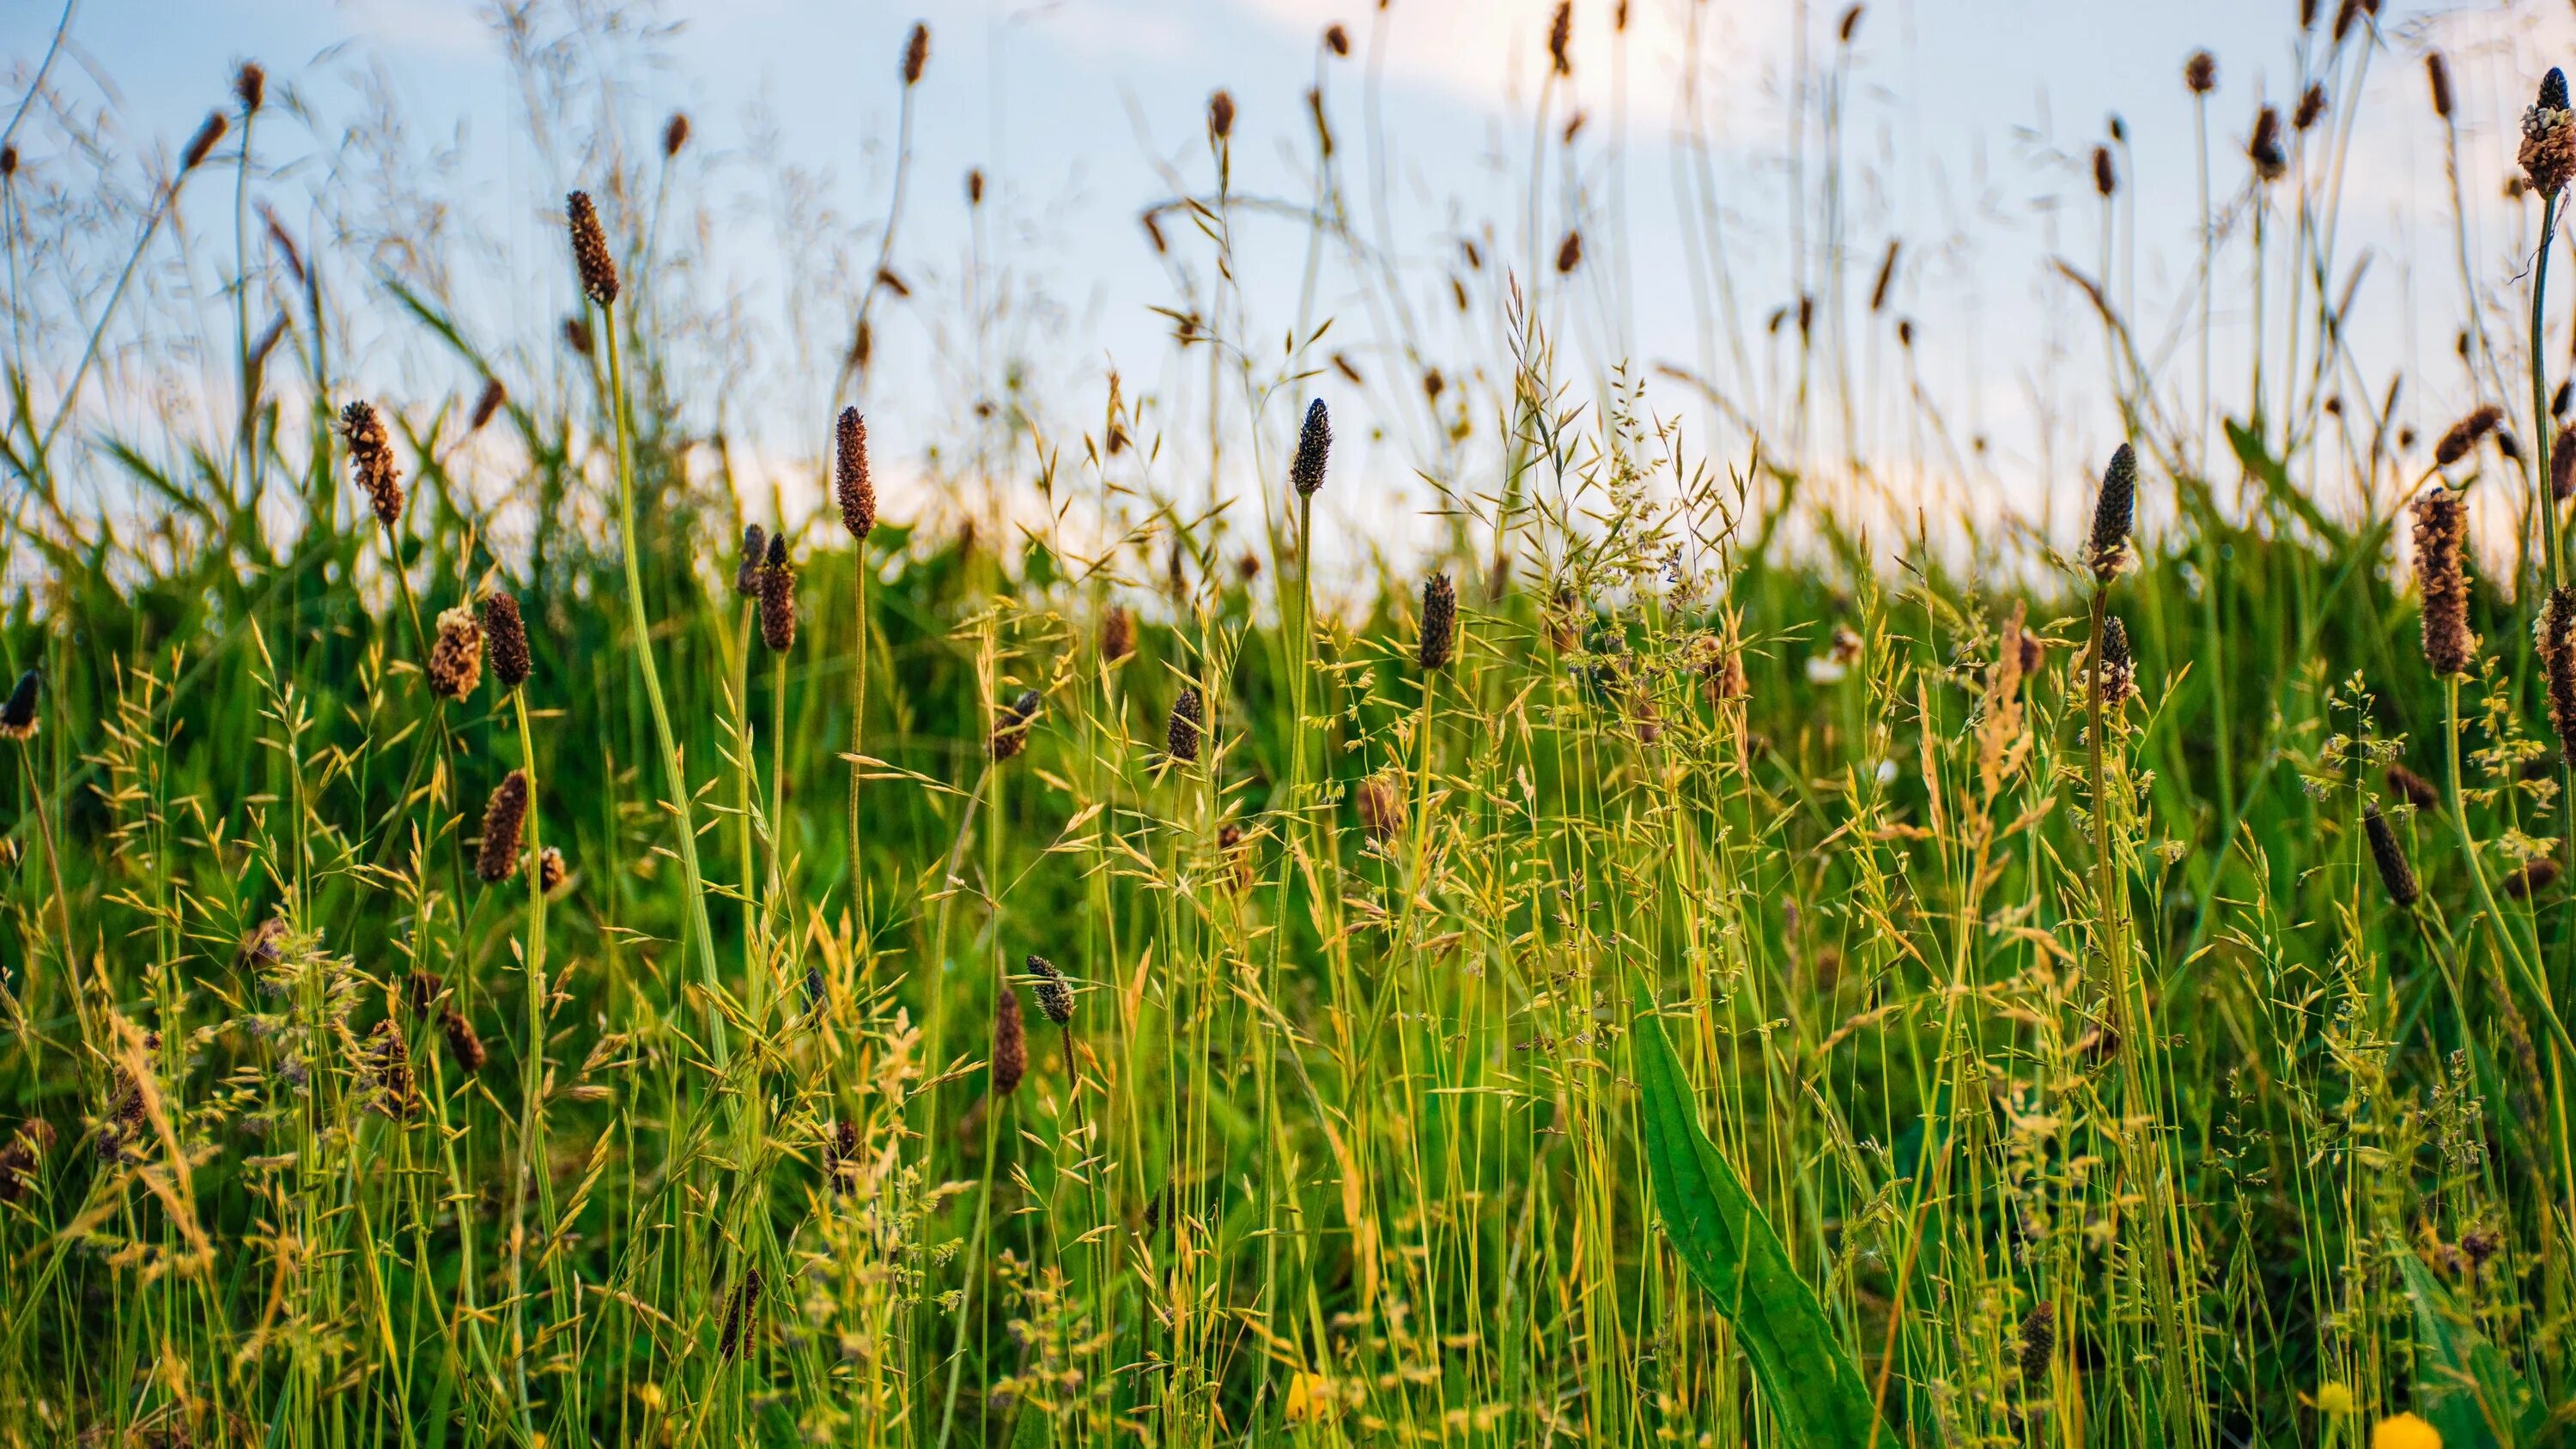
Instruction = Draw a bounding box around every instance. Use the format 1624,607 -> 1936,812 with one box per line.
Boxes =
2427,53 -> 2454,118
428,606 -> 484,701
2555,425 -> 2576,501
2086,443 -> 2137,582
992,988 -> 1026,1094
2092,146 -> 2116,197
442,1009 -> 487,1074
180,112 -> 227,171
1548,0 -> 1572,75
1208,90 -> 1235,140
483,591 -> 531,689
2540,585 -> 2576,767
1291,397 -> 1332,497
1419,572 -> 1457,671
340,400 -> 404,525
1556,230 -> 1583,274
2434,405 -> 2502,466
477,770 -> 530,884
1025,955 -> 1075,1027
566,191 -> 618,306
2363,803 -> 2420,907
662,111 -> 691,157
2020,1301 -> 2056,1384
2506,857 -> 2563,900
235,63 -> 265,113
2293,84 -> 2325,131
2385,763 -> 2441,812
1166,684 -> 1205,764
1358,769 -> 1407,843
0,670 -> 38,742
719,1268 -> 763,1360
470,377 -> 507,431
758,532 -> 796,652
990,688 -> 1042,761
0,1120 -> 55,1203
835,408 -> 877,540
538,846 -> 568,895
2248,106 -> 2286,182
2526,70 -> 2576,197
903,23 -> 931,85
2093,615 -> 2136,708
736,524 -> 768,598
2412,486 -> 2476,676
1101,604 -> 1136,664
367,1019 -> 416,1120
2185,51 -> 2216,94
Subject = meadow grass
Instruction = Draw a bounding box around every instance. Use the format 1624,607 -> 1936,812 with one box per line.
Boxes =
3,4 -> 2576,1447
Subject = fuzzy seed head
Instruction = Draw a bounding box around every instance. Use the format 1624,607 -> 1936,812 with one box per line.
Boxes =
442,1009 -> 486,1074
990,688 -> 1042,761
236,63 -> 265,113
0,1120 -> 54,1203
2412,486 -> 2477,676
2506,857 -> 2562,900
2427,52 -> 2454,118
538,846 -> 568,895
477,771 -> 530,884
341,400 -> 404,525
2364,803 -> 2420,907
1166,685 -> 1205,764
1556,229 -> 1583,273
428,606 -> 484,701
2521,99 -> 2573,196
662,111 -> 690,157
1291,397 -> 1332,497
835,408 -> 877,540
368,1019 -> 416,1120
1358,770 -> 1407,843
566,191 -> 618,306
2086,443 -> 2137,582
2094,615 -> 2137,708
2293,83 -> 2325,131
758,532 -> 797,652
1208,90 -> 1235,140
2555,426 -> 2576,500
992,988 -> 1027,1094
2434,405 -> 2502,466
483,592 -> 531,689
2249,106 -> 2286,182
1419,572 -> 1457,671
1026,955 -> 1075,1026
470,377 -> 507,431
181,112 -> 227,171
2184,50 -> 2216,94
2092,145 -> 2116,197
2019,1302 -> 2055,1384
2539,586 -> 2576,767
1101,605 -> 1136,664
736,524 -> 767,598
720,1268 -> 762,1360
903,22 -> 930,85
2385,763 -> 2440,812
0,670 -> 37,742
1548,0 -> 1572,75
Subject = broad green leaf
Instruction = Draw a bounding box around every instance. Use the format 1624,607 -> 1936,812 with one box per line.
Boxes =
1632,1000 -> 1892,1449
2396,1246 -> 2547,1449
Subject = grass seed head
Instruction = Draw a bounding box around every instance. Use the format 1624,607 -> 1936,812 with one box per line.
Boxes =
2086,443 -> 2137,582
993,988 -> 1026,1094
2536,64 -> 2576,196
2092,145 -> 2116,197
368,1019 -> 416,1120
2364,803 -> 2420,907
2539,585 -> 2576,766
441,1009 -> 486,1074
538,846 -> 568,895
404,969 -> 445,1015
2555,425 -> 2576,500
1548,0 -> 1572,75
990,688 -> 1042,761
0,669 -> 38,742
2411,486 -> 2476,676
2019,1301 -> 2055,1383
2506,857 -> 2562,900
1026,955 -> 1075,1026
720,1268 -> 763,1360
180,112 -> 227,171
566,191 -> 619,306
2094,615 -> 2136,707
483,591 -> 530,689
903,22 -> 930,85
1291,397 -> 1332,497
2185,50 -> 2216,94
1208,90 -> 1235,140
2433,404 -> 2501,466
1325,23 -> 1350,54
477,770 -> 530,884
1419,572 -> 1457,671
235,63 -> 265,113
2426,52 -> 2454,118
758,531 -> 797,651
1101,604 -> 1135,664
1167,684 -> 1205,763
470,377 -> 507,430
2384,763 -> 2440,811
736,524 -> 767,598
835,408 -> 877,540
2293,83 -> 2325,131
428,606 -> 484,700
340,400 -> 404,524
1358,770 -> 1407,843
1556,229 -> 1583,273
662,111 -> 690,157
2248,106 -> 2286,182
0,1120 -> 54,1203
826,1118 -> 861,1192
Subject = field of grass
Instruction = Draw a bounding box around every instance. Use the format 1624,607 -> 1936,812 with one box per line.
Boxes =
4,3 -> 2576,1446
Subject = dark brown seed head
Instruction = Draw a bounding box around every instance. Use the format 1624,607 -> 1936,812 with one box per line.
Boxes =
2092,145 -> 2116,197
235,63 -> 265,113
2412,487 -> 2476,676
0,1120 -> 54,1203
1291,397 -> 1332,497
903,22 -> 930,85
405,969 -> 446,1015
566,191 -> 618,306
992,988 -> 1026,1094
1325,23 -> 1350,54
719,1268 -> 763,1360
1101,605 -> 1135,664
736,524 -> 767,598
2539,586 -> 2576,767
538,846 -> 568,895
562,315 -> 593,356
2549,67 -> 2572,111
965,167 -> 984,205
2293,84 -> 2325,131
835,407 -> 877,540
477,771 -> 530,884
2506,857 -> 2562,900
340,400 -> 404,524
662,111 -> 690,157
1208,90 -> 1235,140
1419,573 -> 1457,671
0,145 -> 16,179
470,377 -> 507,431
2019,1301 -> 2055,1384
758,533 -> 796,652
1026,955 -> 1075,1026
1556,229 -> 1583,274
2185,50 -> 2216,95
441,1009 -> 486,1074
2249,106 -> 2286,182
428,606 -> 484,701
1358,770 -> 1406,843
2514,92 -> 2570,199
1548,0 -> 1572,75
2385,763 -> 2441,812
1166,685 -> 1205,764
823,1117 -> 862,1193
2363,803 -> 2419,907
2499,430 -> 2524,463
2086,443 -> 2137,582
2434,405 -> 2502,466
2556,428 -> 2576,502
2427,53 -> 2454,118
1870,240 -> 1900,312
0,670 -> 37,742
990,688 -> 1042,761
1218,822 -> 1255,892
483,592 -> 531,689
368,1019 -> 416,1120
2331,0 -> 2367,43
180,112 -> 227,171
2095,615 -> 2136,708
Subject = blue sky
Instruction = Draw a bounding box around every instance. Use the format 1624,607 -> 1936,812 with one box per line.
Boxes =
7,0 -> 2573,574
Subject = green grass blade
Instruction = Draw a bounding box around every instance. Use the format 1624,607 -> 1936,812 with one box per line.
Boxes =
2396,1246 -> 2547,1449
1632,997 -> 1890,1449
